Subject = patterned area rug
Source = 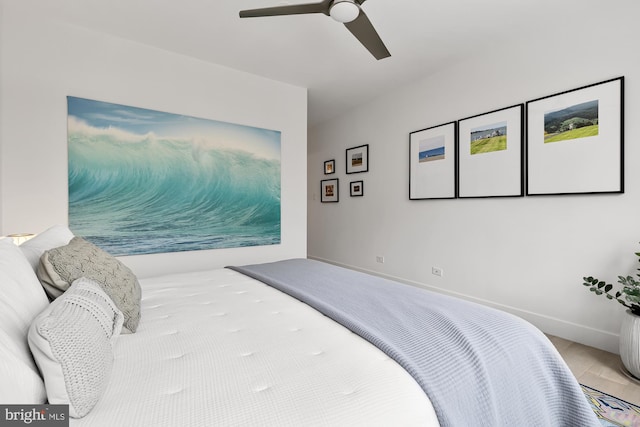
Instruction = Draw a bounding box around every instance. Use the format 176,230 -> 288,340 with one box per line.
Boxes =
582,384 -> 640,427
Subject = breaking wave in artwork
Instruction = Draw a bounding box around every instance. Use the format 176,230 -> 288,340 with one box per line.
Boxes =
68,125 -> 281,256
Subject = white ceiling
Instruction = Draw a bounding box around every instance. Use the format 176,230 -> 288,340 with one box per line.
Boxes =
30,0 -> 608,127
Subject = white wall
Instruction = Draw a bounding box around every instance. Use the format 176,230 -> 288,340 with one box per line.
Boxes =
308,3 -> 639,353
0,3 -> 307,278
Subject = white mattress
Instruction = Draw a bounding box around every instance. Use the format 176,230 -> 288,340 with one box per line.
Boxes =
72,268 -> 438,426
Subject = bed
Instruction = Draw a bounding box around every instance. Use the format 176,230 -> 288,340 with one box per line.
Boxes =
0,226 -> 599,426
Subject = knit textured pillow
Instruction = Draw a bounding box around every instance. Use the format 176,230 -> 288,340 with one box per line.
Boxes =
28,278 -> 124,418
37,236 -> 141,332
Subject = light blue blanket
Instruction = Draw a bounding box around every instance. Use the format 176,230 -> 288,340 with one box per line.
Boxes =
230,259 -> 599,427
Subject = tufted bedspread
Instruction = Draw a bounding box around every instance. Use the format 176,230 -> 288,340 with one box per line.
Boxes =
231,258 -> 600,427
71,267 -> 438,426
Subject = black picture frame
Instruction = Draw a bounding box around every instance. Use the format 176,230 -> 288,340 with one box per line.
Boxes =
346,144 -> 369,174
321,178 -> 339,203
324,159 -> 335,175
409,121 -> 457,200
457,104 -> 524,198
350,180 -> 364,197
526,77 -> 624,196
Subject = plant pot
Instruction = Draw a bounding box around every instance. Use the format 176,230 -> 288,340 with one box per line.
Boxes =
620,309 -> 640,379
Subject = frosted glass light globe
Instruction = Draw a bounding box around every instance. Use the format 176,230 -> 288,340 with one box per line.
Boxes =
329,1 -> 360,23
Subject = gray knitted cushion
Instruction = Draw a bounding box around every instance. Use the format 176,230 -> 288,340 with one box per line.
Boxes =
37,237 -> 141,332
28,277 -> 124,418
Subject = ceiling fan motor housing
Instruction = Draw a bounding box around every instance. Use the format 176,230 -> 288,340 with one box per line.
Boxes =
329,0 -> 360,23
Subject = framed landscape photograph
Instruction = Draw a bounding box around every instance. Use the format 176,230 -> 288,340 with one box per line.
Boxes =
409,121 -> 457,200
457,104 -> 524,198
321,178 -> 339,203
350,180 -> 364,197
526,77 -> 624,195
324,159 -> 335,174
346,144 -> 369,174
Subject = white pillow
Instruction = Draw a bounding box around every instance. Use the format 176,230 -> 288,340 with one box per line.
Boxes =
0,238 -> 49,403
19,225 -> 75,272
28,277 -> 124,418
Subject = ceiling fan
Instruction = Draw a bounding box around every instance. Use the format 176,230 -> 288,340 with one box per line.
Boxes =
239,0 -> 390,60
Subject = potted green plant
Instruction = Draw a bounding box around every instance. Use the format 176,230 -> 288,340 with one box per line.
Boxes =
582,275 -> 640,315
583,249 -> 640,378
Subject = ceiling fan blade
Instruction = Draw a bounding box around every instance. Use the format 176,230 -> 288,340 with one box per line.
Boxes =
240,1 -> 332,18
344,9 -> 390,60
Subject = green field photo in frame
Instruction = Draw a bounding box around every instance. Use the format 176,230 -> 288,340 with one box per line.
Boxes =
457,104 -> 524,198
526,77 -> 624,196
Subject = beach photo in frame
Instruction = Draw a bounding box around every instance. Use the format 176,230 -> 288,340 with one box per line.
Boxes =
346,144 -> 369,174
324,159 -> 335,174
409,121 -> 457,200
321,178 -> 339,203
526,77 -> 624,195
457,104 -> 523,198
350,181 -> 364,197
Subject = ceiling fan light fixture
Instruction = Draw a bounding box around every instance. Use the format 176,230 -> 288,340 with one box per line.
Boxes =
329,0 -> 360,23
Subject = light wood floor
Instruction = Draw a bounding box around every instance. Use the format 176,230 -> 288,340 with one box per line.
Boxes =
548,334 -> 640,404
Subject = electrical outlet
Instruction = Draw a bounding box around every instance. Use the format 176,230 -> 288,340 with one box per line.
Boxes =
376,256 -> 385,264
432,267 -> 443,277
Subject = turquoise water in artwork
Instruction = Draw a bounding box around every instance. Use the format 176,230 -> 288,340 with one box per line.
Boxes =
67,97 -> 281,256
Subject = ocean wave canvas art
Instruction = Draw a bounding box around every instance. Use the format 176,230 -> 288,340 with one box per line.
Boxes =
67,96 -> 281,256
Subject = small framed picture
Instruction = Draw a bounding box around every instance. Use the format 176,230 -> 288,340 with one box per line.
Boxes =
321,178 -> 339,203
346,144 -> 369,174
350,181 -> 364,197
324,159 -> 335,175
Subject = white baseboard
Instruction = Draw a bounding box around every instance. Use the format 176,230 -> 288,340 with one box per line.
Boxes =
309,255 -> 620,354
